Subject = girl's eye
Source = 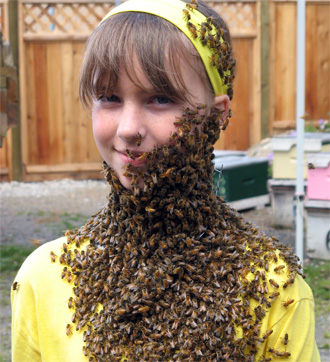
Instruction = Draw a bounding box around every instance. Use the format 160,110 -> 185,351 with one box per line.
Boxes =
153,96 -> 172,105
99,95 -> 119,103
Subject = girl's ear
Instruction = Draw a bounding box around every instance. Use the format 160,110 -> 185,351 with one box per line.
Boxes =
213,94 -> 231,120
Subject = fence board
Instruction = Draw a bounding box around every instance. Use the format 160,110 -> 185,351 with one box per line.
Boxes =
61,41 -> 75,163
34,42 -> 50,164
315,4 -> 330,119
274,2 -> 296,124
271,1 -> 330,132
47,41 -> 63,164
215,38 -> 253,150
25,41 -> 38,164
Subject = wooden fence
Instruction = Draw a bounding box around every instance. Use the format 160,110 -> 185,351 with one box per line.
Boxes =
0,0 -> 329,181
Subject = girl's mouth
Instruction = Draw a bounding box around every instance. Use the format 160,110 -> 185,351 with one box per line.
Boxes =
117,150 -> 148,167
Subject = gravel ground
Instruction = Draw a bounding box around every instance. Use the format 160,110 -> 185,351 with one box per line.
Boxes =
0,179 -> 329,361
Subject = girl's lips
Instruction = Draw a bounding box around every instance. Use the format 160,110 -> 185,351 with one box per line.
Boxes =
117,150 -> 147,167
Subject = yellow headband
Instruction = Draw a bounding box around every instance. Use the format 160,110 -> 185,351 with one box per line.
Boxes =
100,0 -> 230,96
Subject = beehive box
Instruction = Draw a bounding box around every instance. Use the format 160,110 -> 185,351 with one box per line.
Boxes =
213,155 -> 269,210
270,133 -> 330,179
306,152 -> 330,201
213,150 -> 246,158
305,199 -> 330,260
267,179 -> 307,228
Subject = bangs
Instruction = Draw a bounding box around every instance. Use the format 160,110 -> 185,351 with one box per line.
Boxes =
79,12 -> 210,108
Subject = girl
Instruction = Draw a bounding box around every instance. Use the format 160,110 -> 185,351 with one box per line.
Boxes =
12,0 -> 320,361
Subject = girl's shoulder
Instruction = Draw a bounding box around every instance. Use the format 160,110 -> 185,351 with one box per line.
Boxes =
13,236 -> 89,288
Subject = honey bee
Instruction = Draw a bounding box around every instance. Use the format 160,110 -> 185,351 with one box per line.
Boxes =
138,306 -> 150,313
308,162 -> 315,170
258,357 -> 271,362
50,251 -> 57,263
168,132 -> 178,142
30,238 -> 42,246
136,132 -> 142,147
12,281 -> 19,291
268,292 -> 280,300
269,279 -> 279,288
274,264 -> 285,273
283,274 -> 295,288
62,243 -> 68,253
182,8 -> 191,20
66,323 -> 73,336
207,16 -> 214,24
161,167 -> 175,178
221,117 -> 229,131
68,297 -> 74,309
186,22 -> 198,38
196,104 -> 207,110
268,348 -> 291,357
125,148 -> 135,160
282,298 -> 294,307
61,267 -> 68,279
281,333 -> 289,346
145,206 -> 156,213
137,152 -> 148,161
186,3 -> 197,10
210,53 -> 217,66
262,329 -> 273,340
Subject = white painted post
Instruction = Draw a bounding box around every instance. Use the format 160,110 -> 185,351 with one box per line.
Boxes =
295,0 -> 306,267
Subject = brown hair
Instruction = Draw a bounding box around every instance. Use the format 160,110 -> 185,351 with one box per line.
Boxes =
79,0 -> 235,109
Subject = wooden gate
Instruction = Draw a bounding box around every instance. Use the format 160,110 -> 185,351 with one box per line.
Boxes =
0,0 -> 329,181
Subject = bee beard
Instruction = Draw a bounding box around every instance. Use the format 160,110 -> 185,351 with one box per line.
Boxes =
61,105 -> 303,362
104,105 -> 222,209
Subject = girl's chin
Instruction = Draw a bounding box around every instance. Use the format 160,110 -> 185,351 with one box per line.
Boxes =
118,174 -> 144,191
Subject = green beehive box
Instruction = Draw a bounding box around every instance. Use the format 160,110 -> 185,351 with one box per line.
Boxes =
213,155 -> 269,202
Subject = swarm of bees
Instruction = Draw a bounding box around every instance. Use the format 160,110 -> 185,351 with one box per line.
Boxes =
183,0 -> 236,103
51,1 -> 302,361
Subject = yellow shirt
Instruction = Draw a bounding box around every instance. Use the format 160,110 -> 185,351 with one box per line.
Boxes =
11,237 -> 320,362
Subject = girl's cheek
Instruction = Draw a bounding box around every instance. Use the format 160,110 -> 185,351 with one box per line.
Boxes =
92,111 -> 115,141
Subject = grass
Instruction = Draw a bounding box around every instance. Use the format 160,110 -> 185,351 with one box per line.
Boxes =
304,259 -> 330,316
0,245 -> 37,273
32,211 -> 87,233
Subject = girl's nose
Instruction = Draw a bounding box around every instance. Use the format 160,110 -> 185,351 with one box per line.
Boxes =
116,104 -> 146,144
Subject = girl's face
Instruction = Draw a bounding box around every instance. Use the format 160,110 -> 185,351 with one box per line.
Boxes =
92,58 -> 213,190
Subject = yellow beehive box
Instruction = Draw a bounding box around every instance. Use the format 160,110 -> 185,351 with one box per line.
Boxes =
271,133 -> 330,179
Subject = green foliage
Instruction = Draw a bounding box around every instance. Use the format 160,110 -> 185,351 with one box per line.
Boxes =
305,119 -> 330,133
304,259 -> 330,315
0,245 -> 37,273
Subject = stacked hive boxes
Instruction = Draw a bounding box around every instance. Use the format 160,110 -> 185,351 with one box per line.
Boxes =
268,133 -> 330,228
212,152 -> 269,211
305,152 -> 330,260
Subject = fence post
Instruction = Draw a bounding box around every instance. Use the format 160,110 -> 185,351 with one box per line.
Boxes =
8,0 -> 22,180
260,0 -> 270,139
